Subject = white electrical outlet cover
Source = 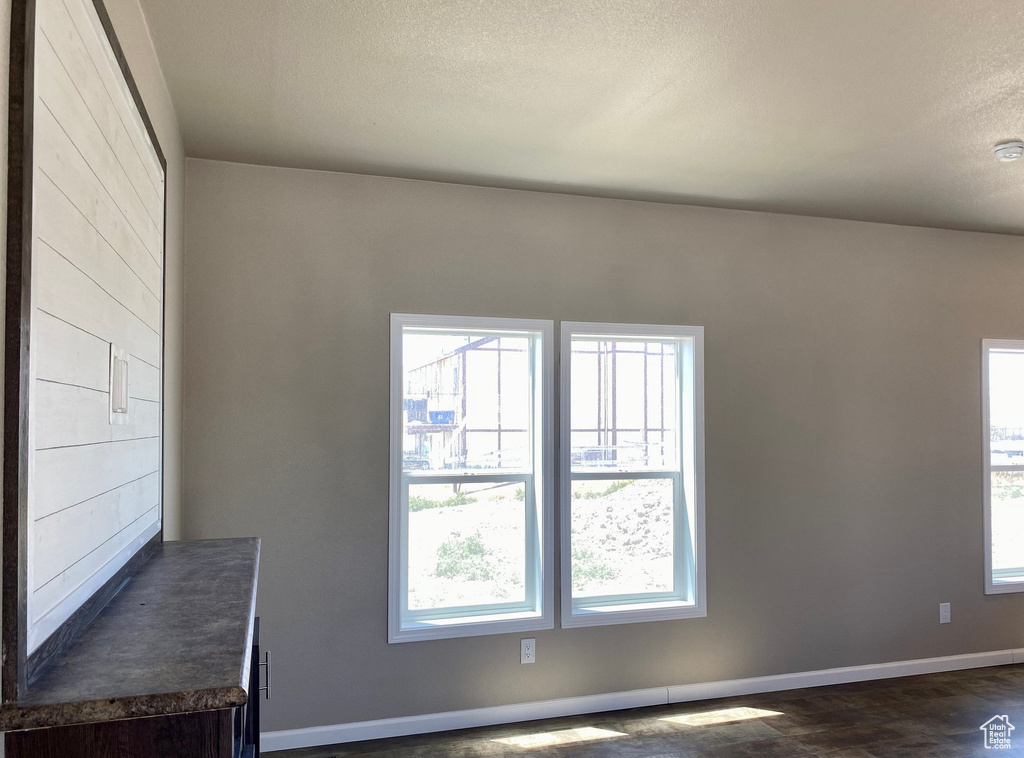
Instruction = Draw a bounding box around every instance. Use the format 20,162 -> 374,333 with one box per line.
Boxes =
521,637 -> 536,664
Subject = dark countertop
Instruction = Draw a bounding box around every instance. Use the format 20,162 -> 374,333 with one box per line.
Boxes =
0,537 -> 260,731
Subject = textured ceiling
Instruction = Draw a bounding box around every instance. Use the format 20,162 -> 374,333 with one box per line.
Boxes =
140,0 -> 1024,234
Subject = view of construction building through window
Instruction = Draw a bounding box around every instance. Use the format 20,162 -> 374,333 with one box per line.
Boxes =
403,333 -> 532,472
569,338 -> 679,600
390,314 -> 703,640
562,322 -> 705,627
985,341 -> 1024,591
570,339 -> 677,470
390,315 -> 551,642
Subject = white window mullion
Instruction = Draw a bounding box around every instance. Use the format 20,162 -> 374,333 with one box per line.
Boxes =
404,472 -> 531,485
569,470 -> 679,481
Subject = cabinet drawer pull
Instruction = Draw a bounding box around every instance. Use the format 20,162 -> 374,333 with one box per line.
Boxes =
258,651 -> 271,700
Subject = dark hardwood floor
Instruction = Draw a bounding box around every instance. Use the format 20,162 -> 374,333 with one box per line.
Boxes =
278,664 -> 1024,757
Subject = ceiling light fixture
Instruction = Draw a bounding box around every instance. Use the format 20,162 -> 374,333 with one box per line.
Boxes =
993,141 -> 1024,162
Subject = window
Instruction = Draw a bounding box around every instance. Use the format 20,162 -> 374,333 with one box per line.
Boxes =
389,314 -> 553,641
983,339 -> 1024,593
560,322 -> 705,627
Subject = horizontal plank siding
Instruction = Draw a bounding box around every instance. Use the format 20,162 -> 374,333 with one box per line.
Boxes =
33,381 -> 158,450
35,33 -> 162,251
33,438 -> 159,521
129,359 -> 160,402
33,311 -> 159,402
34,310 -> 107,393
55,0 -> 162,185
33,242 -> 160,367
25,0 -> 164,656
36,171 -> 160,321
36,0 -> 162,213
35,99 -> 159,272
33,473 -> 160,588
30,509 -> 159,627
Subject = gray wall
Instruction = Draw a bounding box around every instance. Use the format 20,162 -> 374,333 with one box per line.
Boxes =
183,157 -> 1024,733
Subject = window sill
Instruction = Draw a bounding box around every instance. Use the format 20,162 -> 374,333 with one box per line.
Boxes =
986,578 -> 1024,595
389,610 -> 552,643
562,599 -> 706,629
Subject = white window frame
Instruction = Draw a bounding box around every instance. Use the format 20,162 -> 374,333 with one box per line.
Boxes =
983,338 -> 1024,594
560,321 -> 706,628
389,313 -> 554,642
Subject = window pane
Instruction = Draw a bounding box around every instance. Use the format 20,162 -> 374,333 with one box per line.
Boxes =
570,478 -> 674,598
403,332 -> 531,472
989,351 -> 1024,468
992,471 -> 1024,583
570,340 -> 677,471
407,481 -> 527,610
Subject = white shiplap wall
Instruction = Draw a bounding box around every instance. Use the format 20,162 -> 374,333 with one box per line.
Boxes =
27,0 -> 163,652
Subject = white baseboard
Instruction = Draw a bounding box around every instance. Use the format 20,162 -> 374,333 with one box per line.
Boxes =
261,648 -> 1023,753
666,649 -> 1016,704
261,686 -> 667,753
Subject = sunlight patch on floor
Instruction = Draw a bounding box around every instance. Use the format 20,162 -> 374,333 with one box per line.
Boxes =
491,726 -> 628,748
660,706 -> 784,727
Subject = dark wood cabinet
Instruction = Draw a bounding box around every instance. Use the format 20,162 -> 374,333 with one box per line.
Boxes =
6,709 -> 234,758
236,616 -> 263,757
7,626 -> 262,758
2,539 -> 262,758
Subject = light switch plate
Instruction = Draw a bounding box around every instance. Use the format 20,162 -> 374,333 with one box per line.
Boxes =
109,343 -> 130,425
